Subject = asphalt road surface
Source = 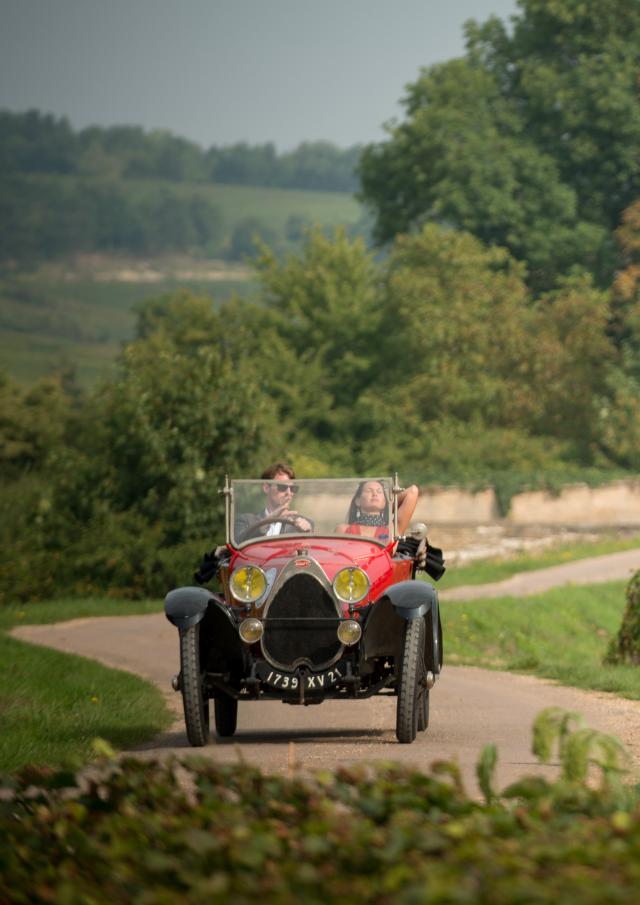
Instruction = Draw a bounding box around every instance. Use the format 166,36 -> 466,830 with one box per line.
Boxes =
13,548 -> 640,794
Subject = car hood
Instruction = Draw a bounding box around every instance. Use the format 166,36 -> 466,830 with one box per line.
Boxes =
230,536 -> 392,586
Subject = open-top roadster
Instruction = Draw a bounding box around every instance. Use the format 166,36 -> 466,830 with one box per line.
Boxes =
165,476 -> 444,744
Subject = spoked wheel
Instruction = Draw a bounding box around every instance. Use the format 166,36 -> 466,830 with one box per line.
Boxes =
417,686 -> 430,732
179,623 -> 210,746
396,616 -> 426,744
214,693 -> 238,738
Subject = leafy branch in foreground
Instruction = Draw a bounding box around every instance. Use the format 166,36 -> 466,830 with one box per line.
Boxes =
1,710 -> 637,903
475,707 -> 631,805
529,706 -> 630,789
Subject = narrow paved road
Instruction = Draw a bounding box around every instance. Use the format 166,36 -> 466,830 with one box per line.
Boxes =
441,547 -> 640,601
13,549 -> 640,794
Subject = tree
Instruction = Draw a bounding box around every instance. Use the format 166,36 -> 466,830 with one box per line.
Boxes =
49,291 -> 282,545
357,225 -> 619,475
0,110 -> 77,175
526,274 -> 615,461
358,225 -> 555,473
226,217 -> 280,261
359,0 -> 640,288
611,199 -> 640,358
467,1 -> 640,229
254,228 -> 381,468
0,371 -> 71,476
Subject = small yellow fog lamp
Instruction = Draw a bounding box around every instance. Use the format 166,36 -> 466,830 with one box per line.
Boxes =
337,619 -> 362,646
238,618 -> 264,644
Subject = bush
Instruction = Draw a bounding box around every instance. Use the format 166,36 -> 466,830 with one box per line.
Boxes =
605,569 -> 640,665
0,710 -> 636,904
0,511 -> 209,605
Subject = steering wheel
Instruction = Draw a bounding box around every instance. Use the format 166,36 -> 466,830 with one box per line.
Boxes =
236,513 -> 311,544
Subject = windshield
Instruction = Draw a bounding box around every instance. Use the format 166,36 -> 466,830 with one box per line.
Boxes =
228,477 -> 395,547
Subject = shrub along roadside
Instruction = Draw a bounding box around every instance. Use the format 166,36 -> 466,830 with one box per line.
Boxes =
606,570 -> 640,666
0,599 -> 171,772
1,710 -> 638,904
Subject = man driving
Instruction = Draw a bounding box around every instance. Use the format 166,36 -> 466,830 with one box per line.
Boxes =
234,463 -> 313,542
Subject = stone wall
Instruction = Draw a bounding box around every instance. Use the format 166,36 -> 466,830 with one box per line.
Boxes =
415,478 -> 640,527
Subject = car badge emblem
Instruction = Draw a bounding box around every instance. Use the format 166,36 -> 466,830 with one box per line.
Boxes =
295,558 -> 311,568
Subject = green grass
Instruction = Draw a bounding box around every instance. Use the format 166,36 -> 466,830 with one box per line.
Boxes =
0,597 -> 162,630
443,580 -> 640,697
123,178 -> 362,232
0,328 -> 121,385
0,598 -> 171,772
0,267 -> 256,385
438,533 -> 640,590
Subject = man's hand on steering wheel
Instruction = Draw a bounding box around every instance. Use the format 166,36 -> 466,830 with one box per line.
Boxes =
271,504 -> 312,532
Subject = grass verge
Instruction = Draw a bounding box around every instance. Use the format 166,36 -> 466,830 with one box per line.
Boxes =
442,579 -> 640,696
0,268 -> 255,386
0,598 -> 172,772
438,534 -> 640,590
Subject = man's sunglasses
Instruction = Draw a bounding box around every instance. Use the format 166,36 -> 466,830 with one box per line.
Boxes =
273,482 -> 299,494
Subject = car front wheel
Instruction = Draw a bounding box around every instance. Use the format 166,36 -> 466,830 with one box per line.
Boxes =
179,623 -> 210,746
396,616 -> 426,744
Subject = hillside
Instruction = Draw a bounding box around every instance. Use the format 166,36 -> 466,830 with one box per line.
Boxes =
0,181 -> 363,385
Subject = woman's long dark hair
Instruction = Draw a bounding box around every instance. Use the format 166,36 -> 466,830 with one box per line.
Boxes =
346,480 -> 390,524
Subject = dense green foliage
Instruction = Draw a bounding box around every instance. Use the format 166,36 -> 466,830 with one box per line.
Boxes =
3,219 -> 640,601
0,290 -> 283,602
1,711 -> 637,903
0,173 -> 226,261
606,570 -> 640,666
359,0 -> 640,289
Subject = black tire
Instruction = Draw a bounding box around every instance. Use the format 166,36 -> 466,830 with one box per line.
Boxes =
214,694 -> 238,738
179,623 -> 210,746
396,617 -> 426,744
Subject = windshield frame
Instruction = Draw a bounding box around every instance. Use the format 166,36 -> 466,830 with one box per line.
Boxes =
224,476 -> 399,549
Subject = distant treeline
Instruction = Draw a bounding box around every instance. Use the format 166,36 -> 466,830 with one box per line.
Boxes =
0,110 -> 361,192
0,174 -> 225,261
0,110 -> 363,264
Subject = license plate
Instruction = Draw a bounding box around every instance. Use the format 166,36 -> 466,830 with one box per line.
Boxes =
257,662 -> 345,691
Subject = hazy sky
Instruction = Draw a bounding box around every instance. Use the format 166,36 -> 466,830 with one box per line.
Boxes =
1,0 -> 518,150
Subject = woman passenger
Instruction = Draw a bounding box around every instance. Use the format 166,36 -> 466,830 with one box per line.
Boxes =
336,480 -> 419,540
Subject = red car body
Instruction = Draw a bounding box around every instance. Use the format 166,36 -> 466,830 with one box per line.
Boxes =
165,477 -> 443,745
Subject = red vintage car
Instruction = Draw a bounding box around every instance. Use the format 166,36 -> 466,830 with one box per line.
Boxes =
165,476 -> 444,745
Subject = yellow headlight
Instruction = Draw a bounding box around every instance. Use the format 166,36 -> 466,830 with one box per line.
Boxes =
333,567 -> 369,603
230,565 -> 267,602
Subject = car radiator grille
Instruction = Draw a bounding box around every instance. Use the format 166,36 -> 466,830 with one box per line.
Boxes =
262,574 -> 341,669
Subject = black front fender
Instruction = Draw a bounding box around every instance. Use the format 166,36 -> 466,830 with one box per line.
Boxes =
165,586 -> 246,676
384,579 -> 437,620
362,580 -> 443,674
165,586 -> 220,630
